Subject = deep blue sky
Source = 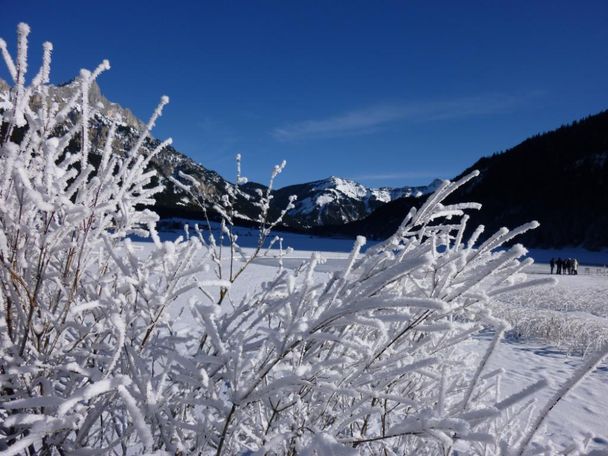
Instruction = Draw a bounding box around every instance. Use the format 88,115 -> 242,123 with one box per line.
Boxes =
2,1 -> 608,187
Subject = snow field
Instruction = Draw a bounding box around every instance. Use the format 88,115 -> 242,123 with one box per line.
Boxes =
493,269 -> 608,354
147,241 -> 608,452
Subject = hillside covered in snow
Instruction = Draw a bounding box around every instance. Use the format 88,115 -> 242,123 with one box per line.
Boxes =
254,175 -> 442,227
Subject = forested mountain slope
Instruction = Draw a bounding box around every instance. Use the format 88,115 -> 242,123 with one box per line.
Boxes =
322,110 -> 608,250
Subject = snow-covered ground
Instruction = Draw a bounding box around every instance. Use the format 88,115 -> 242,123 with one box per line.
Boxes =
253,254 -> 608,451
134,227 -> 608,451
493,268 -> 608,354
153,218 -> 376,252
154,218 -> 608,264
473,334 -> 608,452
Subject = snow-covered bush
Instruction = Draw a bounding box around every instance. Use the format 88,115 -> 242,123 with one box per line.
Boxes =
0,23 -> 226,454
169,151 -> 297,307
492,282 -> 608,354
1,24 -> 607,455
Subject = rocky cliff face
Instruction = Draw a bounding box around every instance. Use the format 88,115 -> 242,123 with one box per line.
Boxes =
2,76 -> 244,220
51,78 -> 145,130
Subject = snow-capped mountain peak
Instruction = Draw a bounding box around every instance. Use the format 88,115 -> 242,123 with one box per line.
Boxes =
271,176 -> 442,227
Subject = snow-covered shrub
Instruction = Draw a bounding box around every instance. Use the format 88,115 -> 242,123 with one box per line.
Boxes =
495,304 -> 608,355
492,282 -> 608,354
0,23 -> 227,454
169,151 -> 297,307
1,24 -> 607,455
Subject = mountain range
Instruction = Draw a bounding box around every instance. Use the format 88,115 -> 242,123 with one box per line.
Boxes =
3,78 -> 608,249
260,176 -> 443,228
0,78 -> 440,229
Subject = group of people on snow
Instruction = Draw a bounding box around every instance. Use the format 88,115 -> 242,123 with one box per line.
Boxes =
550,257 -> 578,275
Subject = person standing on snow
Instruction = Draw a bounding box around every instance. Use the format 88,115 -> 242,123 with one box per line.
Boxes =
556,258 -> 563,274
550,258 -> 555,274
